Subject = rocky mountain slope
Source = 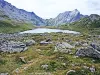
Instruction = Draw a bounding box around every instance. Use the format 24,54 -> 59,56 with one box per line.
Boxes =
69,14 -> 100,28
0,0 -> 45,26
60,14 -> 100,34
0,0 -> 87,26
46,9 -> 86,25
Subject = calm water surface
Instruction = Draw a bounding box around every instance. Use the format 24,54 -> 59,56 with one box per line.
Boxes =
20,28 -> 80,34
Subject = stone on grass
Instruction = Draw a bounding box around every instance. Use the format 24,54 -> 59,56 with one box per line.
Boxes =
66,70 -> 76,75
25,40 -> 35,46
54,42 -> 74,53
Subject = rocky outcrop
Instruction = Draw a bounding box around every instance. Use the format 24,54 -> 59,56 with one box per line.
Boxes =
76,43 -> 100,58
54,42 -> 74,53
0,33 -> 37,53
0,40 -> 27,53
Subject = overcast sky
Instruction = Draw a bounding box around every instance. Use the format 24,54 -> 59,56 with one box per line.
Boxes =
5,0 -> 100,19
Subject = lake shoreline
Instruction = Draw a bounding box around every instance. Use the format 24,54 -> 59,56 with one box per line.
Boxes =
20,28 -> 80,34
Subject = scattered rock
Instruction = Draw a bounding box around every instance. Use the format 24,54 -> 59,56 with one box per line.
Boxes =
0,41 -> 27,53
90,43 -> 100,51
76,45 -> 100,58
66,70 -> 76,75
83,66 -> 89,69
73,56 -> 79,58
71,64 -> 75,67
45,38 -> 52,42
40,39 -> 52,45
82,43 -> 88,47
90,66 -> 96,72
0,73 -> 9,75
41,64 -> 48,70
61,63 -> 66,66
25,40 -> 35,46
19,57 -> 26,63
54,42 -> 74,53
36,49 -> 41,51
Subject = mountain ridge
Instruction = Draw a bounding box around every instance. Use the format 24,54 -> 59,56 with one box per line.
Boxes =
0,0 -> 87,26
59,14 -> 100,34
45,9 -> 87,25
0,0 -> 45,26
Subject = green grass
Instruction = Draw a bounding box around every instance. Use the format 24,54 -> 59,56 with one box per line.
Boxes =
0,20 -> 34,33
0,33 -> 100,75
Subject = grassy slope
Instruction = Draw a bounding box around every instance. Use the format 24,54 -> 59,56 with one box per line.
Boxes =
58,15 -> 100,35
0,20 -> 34,33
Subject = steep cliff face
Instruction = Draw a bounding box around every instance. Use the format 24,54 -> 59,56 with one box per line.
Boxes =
46,9 -> 86,25
0,0 -> 45,26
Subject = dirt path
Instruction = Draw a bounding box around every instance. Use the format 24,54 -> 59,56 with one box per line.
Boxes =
12,55 -> 55,75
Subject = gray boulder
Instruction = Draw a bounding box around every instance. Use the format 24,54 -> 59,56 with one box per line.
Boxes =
40,39 -> 52,45
54,42 -> 74,53
90,43 -> 100,51
41,64 -> 48,70
19,57 -> 26,63
76,45 -> 100,58
0,40 -> 27,53
66,70 -> 76,75
25,40 -> 35,46
90,66 -> 96,72
0,73 -> 9,75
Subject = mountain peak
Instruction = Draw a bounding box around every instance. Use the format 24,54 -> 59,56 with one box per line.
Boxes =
74,9 -> 79,11
46,9 -> 85,25
72,9 -> 80,14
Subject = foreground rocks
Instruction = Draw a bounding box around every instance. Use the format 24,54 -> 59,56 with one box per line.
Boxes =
25,40 -> 36,46
40,38 -> 52,45
76,43 -> 100,59
0,33 -> 36,53
0,40 -> 27,53
54,42 -> 74,53
66,70 -> 76,75
0,73 -> 9,75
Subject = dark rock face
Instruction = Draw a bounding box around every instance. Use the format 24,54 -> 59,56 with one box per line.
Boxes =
76,43 -> 100,59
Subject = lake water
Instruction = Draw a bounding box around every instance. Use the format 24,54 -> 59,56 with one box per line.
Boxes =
20,28 -> 80,34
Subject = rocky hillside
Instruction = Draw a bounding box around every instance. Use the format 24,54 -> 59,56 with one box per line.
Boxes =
0,0 -> 45,26
46,9 -> 86,25
0,0 -> 87,26
60,14 -> 100,34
